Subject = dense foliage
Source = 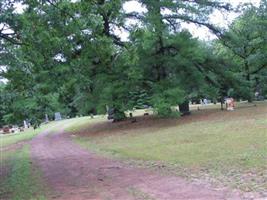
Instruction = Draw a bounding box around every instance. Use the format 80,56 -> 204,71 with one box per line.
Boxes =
0,0 -> 266,125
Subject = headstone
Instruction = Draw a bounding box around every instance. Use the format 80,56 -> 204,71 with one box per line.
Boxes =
45,114 -> 49,123
54,112 -> 62,121
106,105 -> 109,113
107,108 -> 114,120
24,120 -> 28,129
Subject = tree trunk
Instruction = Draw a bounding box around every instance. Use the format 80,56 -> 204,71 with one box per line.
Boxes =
179,101 -> 190,116
220,97 -> 224,110
245,61 -> 253,102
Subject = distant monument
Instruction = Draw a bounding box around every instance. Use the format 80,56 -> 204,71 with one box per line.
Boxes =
23,120 -> 30,128
45,114 -> 49,123
54,112 -> 62,121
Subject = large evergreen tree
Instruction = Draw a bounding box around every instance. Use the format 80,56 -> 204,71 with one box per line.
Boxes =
217,1 -> 267,101
2,0 -> 264,125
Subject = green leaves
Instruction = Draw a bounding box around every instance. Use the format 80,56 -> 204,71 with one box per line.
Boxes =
217,3 -> 267,100
1,0 -> 266,124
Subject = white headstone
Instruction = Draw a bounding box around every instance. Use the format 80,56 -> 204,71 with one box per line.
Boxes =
24,120 -> 28,129
54,112 -> 62,121
45,114 -> 49,123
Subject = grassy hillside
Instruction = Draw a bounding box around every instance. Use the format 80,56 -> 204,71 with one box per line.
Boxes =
70,102 -> 267,193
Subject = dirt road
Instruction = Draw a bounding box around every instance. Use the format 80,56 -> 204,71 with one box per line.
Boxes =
30,127 -> 244,200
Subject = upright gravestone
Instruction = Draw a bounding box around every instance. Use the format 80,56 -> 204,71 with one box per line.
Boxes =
23,120 -> 28,129
54,112 -> 62,121
45,114 -> 49,123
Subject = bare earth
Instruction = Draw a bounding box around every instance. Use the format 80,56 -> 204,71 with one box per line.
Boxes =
30,127 -> 246,200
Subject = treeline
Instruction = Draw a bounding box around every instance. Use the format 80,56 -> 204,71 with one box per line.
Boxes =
0,0 -> 266,125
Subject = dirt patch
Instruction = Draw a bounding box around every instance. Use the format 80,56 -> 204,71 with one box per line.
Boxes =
30,128 -> 246,200
72,110 -> 217,138
73,104 -> 267,138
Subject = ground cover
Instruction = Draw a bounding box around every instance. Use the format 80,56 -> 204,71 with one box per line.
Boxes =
70,102 -> 267,194
0,145 -> 47,200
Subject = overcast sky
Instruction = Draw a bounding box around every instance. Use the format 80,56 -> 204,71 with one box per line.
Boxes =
122,0 -> 261,40
13,0 -> 261,40
0,0 -> 261,82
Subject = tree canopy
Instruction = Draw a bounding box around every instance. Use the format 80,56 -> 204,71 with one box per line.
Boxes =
0,0 -> 266,125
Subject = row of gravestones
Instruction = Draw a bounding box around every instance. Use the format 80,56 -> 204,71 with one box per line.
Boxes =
23,99 -> 238,130
23,112 -> 62,129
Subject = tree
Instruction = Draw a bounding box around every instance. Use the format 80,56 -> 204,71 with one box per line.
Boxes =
128,0 -> 231,115
0,0 -> 248,124
218,2 -> 267,101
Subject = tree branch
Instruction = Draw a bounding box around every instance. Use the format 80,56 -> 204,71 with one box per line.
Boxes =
0,33 -> 25,45
181,0 -> 232,11
251,64 -> 267,75
163,14 -> 224,38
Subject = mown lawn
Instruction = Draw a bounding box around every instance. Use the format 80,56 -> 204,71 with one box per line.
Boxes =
0,124 -> 51,148
65,116 -> 105,133
71,102 -> 267,193
0,116 -> 107,200
0,129 -> 40,148
0,145 -> 47,200
0,119 -> 73,148
0,121 -> 66,200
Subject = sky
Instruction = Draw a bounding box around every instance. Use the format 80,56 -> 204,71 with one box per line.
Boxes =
13,0 -> 261,40
122,0 -> 261,40
0,0 -> 261,82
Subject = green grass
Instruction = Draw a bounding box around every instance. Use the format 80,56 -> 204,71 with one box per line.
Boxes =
0,120 -> 71,200
0,121 -> 65,148
0,117 -> 107,200
128,187 -> 156,200
0,145 -> 47,200
71,102 -> 267,192
65,116 -> 106,133
0,117 -> 102,148
0,129 -> 39,148
75,118 -> 267,168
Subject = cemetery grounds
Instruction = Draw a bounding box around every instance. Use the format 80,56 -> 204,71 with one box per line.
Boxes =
0,101 -> 266,199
